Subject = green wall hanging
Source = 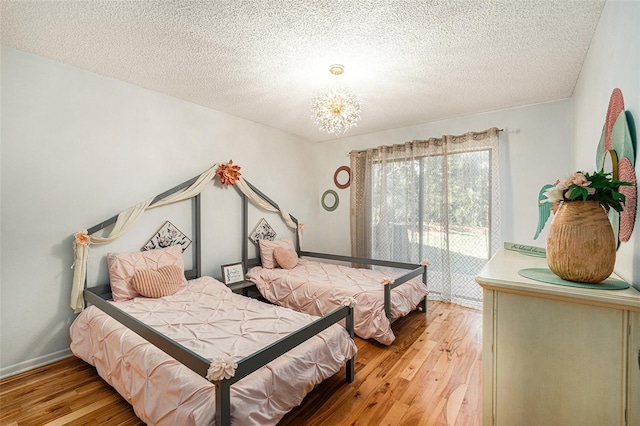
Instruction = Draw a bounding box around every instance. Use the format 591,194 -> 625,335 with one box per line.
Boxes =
321,190 -> 339,211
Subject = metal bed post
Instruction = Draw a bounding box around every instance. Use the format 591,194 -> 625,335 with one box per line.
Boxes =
215,382 -> 232,426
242,193 -> 248,265
384,285 -> 391,319
194,194 -> 202,278
345,306 -> 355,383
421,266 -> 428,313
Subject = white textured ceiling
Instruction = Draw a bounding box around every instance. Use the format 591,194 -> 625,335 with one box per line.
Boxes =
1,1 -> 605,142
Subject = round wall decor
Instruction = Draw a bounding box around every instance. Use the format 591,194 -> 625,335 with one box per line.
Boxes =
334,166 -> 351,189
595,89 -> 637,244
321,189 -> 339,211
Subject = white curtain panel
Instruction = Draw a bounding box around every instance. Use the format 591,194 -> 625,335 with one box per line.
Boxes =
350,127 -> 501,309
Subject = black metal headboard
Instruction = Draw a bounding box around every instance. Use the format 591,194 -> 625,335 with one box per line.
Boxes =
82,165 -> 304,294
84,172 -> 209,295
239,180 -> 300,269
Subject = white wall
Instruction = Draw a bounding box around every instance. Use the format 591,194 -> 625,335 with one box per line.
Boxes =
572,0 -> 639,288
307,100 -> 572,256
0,47 -> 315,376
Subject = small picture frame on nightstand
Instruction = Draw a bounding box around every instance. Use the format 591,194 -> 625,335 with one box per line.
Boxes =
221,262 -> 246,285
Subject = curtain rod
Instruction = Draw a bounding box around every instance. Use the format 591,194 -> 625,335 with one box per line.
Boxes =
348,127 -> 503,156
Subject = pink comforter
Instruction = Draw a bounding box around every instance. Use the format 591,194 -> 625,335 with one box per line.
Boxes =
70,276 -> 357,425
246,259 -> 428,345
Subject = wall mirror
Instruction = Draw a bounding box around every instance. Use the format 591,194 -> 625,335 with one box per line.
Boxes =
602,149 -> 619,180
321,189 -> 339,211
334,166 -> 351,189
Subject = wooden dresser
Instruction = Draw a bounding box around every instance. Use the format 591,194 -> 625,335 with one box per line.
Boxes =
476,249 -> 640,426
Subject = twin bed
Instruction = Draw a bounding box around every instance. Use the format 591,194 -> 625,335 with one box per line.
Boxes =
246,243 -> 428,345
71,272 -> 356,425
69,166 -> 428,425
240,181 -> 429,346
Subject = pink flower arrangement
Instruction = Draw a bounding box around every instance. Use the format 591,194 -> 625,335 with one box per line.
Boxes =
216,160 -> 242,186
541,170 -> 631,213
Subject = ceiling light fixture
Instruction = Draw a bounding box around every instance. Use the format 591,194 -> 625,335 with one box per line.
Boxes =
310,64 -> 362,135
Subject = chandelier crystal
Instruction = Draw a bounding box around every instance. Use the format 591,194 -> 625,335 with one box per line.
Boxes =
311,65 -> 362,135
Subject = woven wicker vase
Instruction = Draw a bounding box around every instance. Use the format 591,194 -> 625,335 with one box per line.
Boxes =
546,200 -> 616,283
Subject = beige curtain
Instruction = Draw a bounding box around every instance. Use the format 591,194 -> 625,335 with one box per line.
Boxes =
350,127 -> 500,309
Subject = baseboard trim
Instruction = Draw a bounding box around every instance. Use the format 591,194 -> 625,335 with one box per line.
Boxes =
0,348 -> 73,379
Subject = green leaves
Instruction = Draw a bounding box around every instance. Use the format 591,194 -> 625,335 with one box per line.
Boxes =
565,170 -> 632,213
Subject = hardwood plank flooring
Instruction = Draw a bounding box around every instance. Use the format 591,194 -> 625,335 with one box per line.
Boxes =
0,301 -> 481,425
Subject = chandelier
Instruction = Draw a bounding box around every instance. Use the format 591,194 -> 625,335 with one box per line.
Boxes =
310,64 -> 362,135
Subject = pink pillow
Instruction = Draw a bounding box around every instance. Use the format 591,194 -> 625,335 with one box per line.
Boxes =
131,265 -> 183,298
107,245 -> 186,301
258,238 -> 295,269
273,247 -> 299,270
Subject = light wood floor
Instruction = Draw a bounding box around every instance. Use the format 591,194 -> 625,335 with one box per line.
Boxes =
0,301 -> 482,426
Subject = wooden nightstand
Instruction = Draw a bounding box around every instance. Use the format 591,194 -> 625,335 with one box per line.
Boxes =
226,280 -> 256,297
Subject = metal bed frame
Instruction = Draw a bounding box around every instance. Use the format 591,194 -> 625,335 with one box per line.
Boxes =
81,169 -> 355,426
239,180 -> 428,320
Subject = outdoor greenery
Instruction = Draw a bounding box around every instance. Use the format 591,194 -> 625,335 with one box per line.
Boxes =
369,147 -> 493,308
370,149 -> 491,276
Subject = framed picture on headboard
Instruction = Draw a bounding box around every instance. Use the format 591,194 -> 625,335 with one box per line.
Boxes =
249,218 -> 276,244
142,221 -> 192,252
